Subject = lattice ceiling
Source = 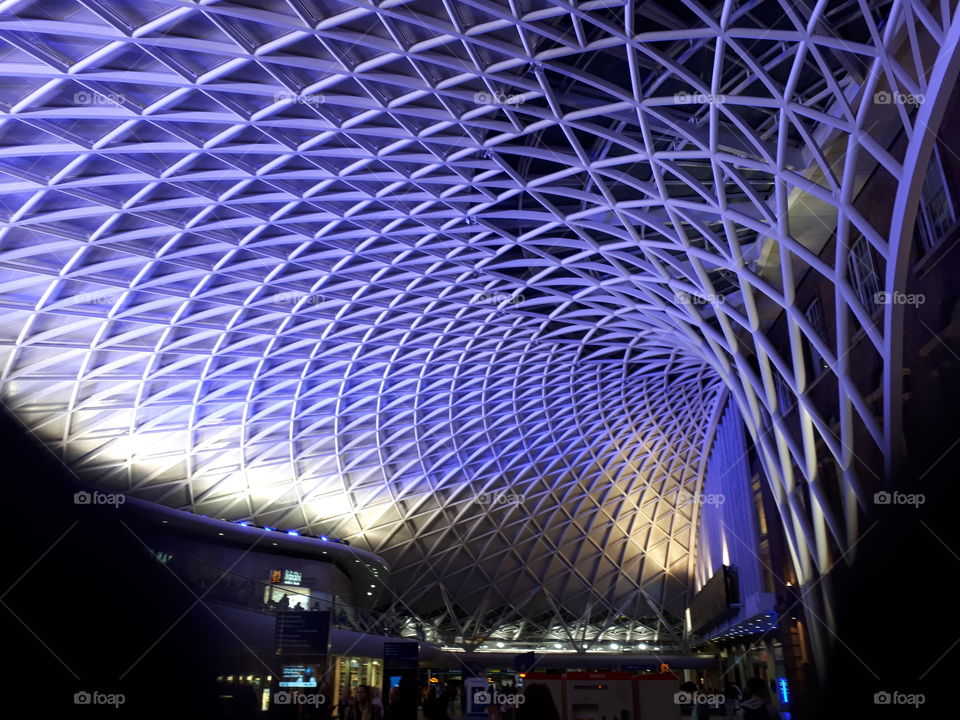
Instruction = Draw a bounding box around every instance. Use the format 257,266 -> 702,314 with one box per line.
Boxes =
0,0 -> 952,642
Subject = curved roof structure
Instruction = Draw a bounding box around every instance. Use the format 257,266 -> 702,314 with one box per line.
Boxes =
0,0 -> 957,646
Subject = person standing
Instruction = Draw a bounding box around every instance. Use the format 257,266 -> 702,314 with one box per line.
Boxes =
514,683 -> 559,720
723,680 -> 743,717
338,686 -> 354,720
736,678 -> 781,720
382,686 -> 401,720
354,685 -> 383,720
422,684 -> 446,720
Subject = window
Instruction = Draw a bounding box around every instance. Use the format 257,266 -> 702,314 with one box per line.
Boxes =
804,296 -> 828,377
847,236 -> 880,311
916,146 -> 956,253
774,372 -> 793,415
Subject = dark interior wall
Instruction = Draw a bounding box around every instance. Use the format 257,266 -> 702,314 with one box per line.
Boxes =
818,405 -> 960,719
816,81 -> 960,720
899,80 -> 960,459
756,76 -> 960,554
156,532 -> 356,603
0,408 -> 251,717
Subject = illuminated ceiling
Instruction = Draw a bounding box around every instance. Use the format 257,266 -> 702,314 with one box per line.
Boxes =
0,0 -> 955,643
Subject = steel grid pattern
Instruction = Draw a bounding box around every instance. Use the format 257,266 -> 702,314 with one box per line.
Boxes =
0,0 -> 957,643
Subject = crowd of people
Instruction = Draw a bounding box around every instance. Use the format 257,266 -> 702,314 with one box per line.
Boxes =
415,681 -> 558,720
333,608 -> 401,636
333,680 -> 562,720
188,569 -> 261,608
418,683 -> 451,719
489,683 -> 560,720
418,681 -> 563,720
224,675 -> 782,719
221,672 -> 783,719
178,557 -> 414,637
335,685 -> 386,720
267,592 -> 315,611
335,681 -> 456,720
678,678 -> 783,719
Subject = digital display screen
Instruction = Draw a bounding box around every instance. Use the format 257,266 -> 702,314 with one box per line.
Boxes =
270,569 -> 303,586
279,665 -> 317,688
275,611 -> 330,654
777,677 -> 789,704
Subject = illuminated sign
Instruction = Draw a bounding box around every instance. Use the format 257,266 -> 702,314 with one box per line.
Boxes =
270,569 -> 303,586
383,642 -> 419,669
279,665 -> 318,688
688,565 -> 739,632
777,677 -> 789,704
275,611 -> 330,655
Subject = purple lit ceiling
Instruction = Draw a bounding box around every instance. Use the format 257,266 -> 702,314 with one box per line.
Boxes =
0,0 -> 954,645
